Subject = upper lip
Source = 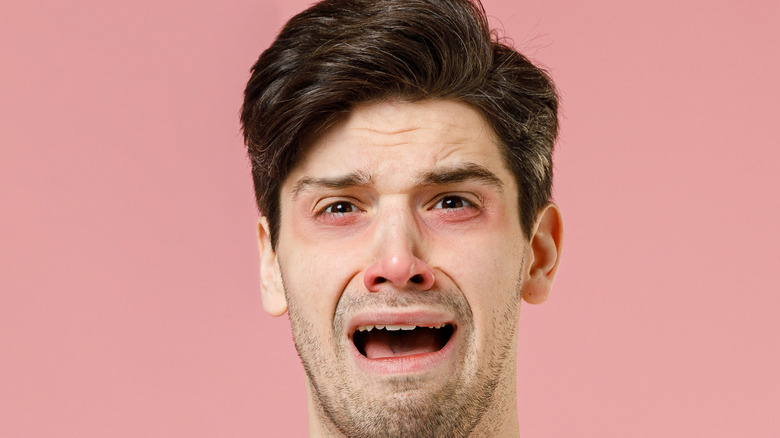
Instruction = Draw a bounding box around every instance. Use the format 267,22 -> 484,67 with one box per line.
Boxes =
346,310 -> 456,337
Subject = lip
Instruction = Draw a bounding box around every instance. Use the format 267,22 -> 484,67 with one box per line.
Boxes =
347,310 -> 458,374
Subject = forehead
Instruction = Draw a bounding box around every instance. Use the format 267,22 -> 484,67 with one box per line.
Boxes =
285,99 -> 512,188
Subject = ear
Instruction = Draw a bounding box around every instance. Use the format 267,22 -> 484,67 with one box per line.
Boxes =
257,217 -> 288,316
521,202 -> 563,304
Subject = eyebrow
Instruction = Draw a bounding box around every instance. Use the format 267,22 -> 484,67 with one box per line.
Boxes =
416,163 -> 504,192
291,170 -> 373,199
291,162 -> 503,199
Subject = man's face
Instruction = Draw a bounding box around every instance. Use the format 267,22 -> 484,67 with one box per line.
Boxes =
260,100 -> 539,437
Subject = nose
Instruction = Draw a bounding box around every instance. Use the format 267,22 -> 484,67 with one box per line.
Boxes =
363,206 -> 435,292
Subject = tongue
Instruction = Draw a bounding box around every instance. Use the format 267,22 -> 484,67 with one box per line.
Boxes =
363,329 -> 440,359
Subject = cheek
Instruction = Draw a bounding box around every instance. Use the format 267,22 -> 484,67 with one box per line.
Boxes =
434,229 -> 525,337
434,211 -> 524,283
446,243 -> 522,298
280,214 -> 370,317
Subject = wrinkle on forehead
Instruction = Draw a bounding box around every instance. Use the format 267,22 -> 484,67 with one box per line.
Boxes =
355,126 -> 421,137
323,125 -> 487,157
289,100 -> 508,188
335,100 -> 486,148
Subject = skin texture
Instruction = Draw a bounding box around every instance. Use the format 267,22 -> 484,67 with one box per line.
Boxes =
258,99 -> 563,437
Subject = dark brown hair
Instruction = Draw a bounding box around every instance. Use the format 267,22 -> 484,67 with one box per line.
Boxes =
241,0 -> 559,248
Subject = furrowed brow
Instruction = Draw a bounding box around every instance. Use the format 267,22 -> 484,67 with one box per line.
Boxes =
416,163 -> 504,192
291,171 -> 373,199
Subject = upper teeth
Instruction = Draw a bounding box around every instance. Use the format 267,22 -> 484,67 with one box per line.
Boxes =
356,323 -> 447,332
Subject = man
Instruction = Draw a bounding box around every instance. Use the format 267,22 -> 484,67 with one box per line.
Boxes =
240,0 -> 563,436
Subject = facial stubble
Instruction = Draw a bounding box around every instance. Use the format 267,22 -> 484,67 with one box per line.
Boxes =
280,265 -> 525,438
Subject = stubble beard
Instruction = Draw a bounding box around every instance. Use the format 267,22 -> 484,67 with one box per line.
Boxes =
283,281 -> 523,438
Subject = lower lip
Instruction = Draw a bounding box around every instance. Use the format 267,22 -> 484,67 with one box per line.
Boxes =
350,328 -> 457,374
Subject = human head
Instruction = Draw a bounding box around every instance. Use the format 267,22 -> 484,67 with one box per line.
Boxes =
241,1 -> 563,436
241,0 -> 559,249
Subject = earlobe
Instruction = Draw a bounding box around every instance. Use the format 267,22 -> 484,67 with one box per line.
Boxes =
521,203 -> 563,304
258,217 -> 288,316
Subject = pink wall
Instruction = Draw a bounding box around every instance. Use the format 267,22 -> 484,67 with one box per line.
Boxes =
2,0 -> 778,436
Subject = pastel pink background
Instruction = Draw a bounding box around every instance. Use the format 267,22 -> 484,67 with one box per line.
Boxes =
2,0 -> 778,436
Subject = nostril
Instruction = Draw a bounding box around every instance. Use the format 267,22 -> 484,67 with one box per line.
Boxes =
363,259 -> 434,291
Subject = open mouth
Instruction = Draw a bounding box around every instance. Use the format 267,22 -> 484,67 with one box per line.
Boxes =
353,324 -> 455,359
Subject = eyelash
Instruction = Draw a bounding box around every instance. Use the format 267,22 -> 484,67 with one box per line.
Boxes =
319,200 -> 360,215
430,195 -> 477,210
315,193 -> 480,218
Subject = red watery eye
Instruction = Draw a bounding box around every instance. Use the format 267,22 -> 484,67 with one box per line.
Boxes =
434,196 -> 470,210
324,201 -> 357,214
427,194 -> 483,224
315,200 -> 364,226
